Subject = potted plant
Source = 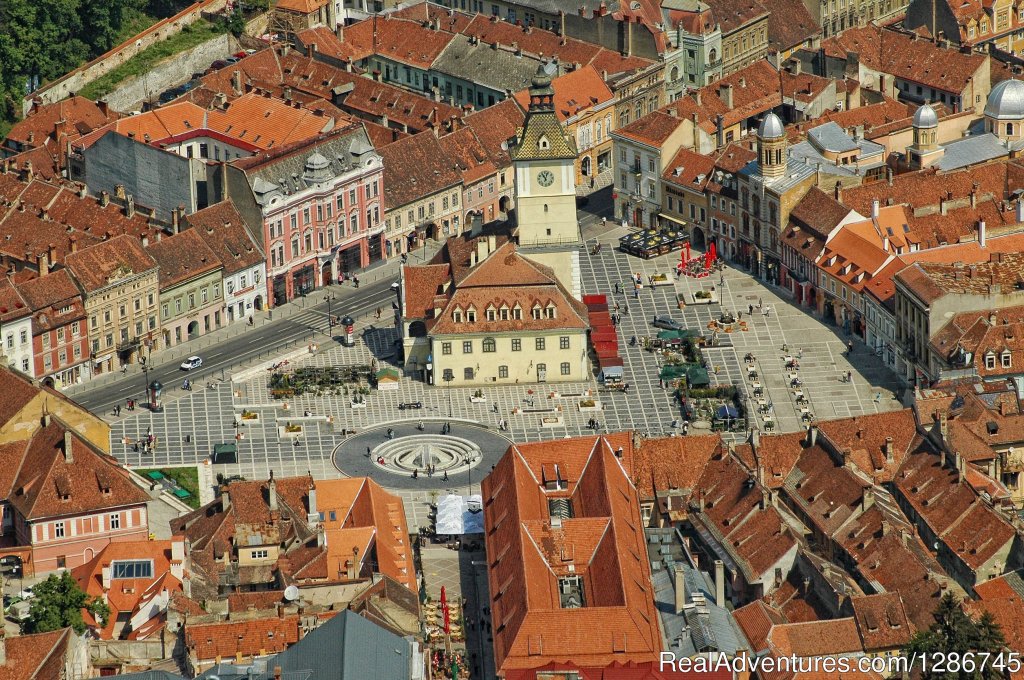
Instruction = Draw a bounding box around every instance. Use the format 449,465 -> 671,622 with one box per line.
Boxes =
470,389 -> 486,403
240,409 -> 259,421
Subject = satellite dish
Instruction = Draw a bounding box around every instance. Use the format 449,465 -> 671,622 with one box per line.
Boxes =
284,585 -> 300,601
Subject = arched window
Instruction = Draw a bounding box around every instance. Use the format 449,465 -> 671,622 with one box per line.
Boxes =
670,66 -> 679,82
482,338 -> 496,353
539,136 -> 550,150
1008,122 -> 1015,136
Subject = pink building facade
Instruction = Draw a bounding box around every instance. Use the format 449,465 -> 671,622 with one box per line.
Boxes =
227,126 -> 385,308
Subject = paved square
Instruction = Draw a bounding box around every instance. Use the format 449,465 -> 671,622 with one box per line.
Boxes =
110,232 -> 905,530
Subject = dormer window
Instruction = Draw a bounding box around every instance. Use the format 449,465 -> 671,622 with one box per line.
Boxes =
486,305 -> 496,321
1002,350 -> 1012,368
545,304 -> 557,319
453,309 -> 463,323
467,308 -> 477,323
532,305 -> 542,320
500,305 -> 509,320
985,351 -> 996,370
513,305 -> 522,320
539,135 -> 550,150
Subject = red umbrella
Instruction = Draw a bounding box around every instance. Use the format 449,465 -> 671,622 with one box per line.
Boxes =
709,240 -> 717,262
440,585 -> 447,606
683,241 -> 691,263
704,248 -> 713,270
443,601 -> 451,634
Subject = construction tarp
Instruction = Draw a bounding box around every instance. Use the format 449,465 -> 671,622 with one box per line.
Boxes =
591,328 -> 618,344
582,294 -> 608,306
589,311 -> 612,328
434,494 -> 484,535
586,301 -> 609,313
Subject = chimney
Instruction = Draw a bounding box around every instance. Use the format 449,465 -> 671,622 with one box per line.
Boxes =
808,424 -> 818,447
283,86 -> 293,102
231,70 -> 243,96
719,84 -> 733,109
68,236 -> 78,253
939,413 -> 948,439
268,471 -> 278,512
1017,200 -> 1024,224
307,42 -> 317,57
834,181 -> 842,202
22,160 -> 34,183
979,219 -> 986,248
214,92 -> 227,109
714,560 -> 726,607
476,239 -> 488,264
307,481 -> 319,526
694,91 -> 702,107
101,566 -> 111,590
487,234 -> 496,254
871,200 -> 879,218
126,195 -> 136,219
861,487 -> 874,513
336,23 -> 344,40
221,485 -> 231,511
37,252 -> 49,276
100,190 -> 110,207
170,537 -> 185,580
172,207 -> 180,232
940,196 -> 948,215
347,547 -> 359,580
886,165 -> 893,185
885,436 -> 894,462
674,565 -> 686,614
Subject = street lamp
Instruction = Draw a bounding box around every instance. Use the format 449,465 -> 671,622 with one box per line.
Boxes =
442,369 -> 454,419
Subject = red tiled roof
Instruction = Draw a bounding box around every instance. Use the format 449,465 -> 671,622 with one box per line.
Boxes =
64,234 -> 158,293
895,447 -> 1016,570
1,420 -> 149,521
850,592 -> 914,651
513,65 -> 613,123
464,98 -> 526,167
662,148 -> 717,192
822,26 -> 987,94
765,0 -> 820,53
816,411 -> 918,483
438,127 -> 498,187
15,269 -> 86,334
145,229 -> 222,290
185,615 -> 300,662
481,435 -> 662,673
768,618 -> 863,658
631,434 -> 721,499
0,628 -> 71,680
733,600 -> 787,653
5,96 -> 118,150
184,200 -> 265,275
896,253 -> 1024,306
378,132 -> 461,210
614,111 -> 686,148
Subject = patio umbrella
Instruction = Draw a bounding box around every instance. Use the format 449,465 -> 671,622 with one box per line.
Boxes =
704,248 -> 713,270
684,241 -> 691,262
709,240 -> 717,262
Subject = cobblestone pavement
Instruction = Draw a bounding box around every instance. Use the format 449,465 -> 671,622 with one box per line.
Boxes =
111,233 -> 904,529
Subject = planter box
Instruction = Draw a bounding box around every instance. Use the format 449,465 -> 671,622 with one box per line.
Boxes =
578,401 -> 603,412
469,396 -> 487,403
278,426 -> 304,438
691,293 -> 716,305
652,274 -> 669,283
237,413 -> 261,424
541,416 -> 565,428
351,401 -> 367,409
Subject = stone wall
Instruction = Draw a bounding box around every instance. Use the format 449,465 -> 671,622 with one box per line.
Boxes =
22,0 -> 230,115
102,33 -> 238,112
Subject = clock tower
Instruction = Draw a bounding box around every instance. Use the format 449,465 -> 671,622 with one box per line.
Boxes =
510,63 -> 580,247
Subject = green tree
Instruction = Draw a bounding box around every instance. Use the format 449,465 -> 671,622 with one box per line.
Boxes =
24,571 -> 110,635
904,592 -> 1007,680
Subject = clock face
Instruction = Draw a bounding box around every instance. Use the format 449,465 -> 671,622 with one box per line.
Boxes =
537,170 -> 555,187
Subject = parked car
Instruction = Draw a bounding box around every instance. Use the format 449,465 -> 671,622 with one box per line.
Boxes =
225,56 -> 240,64
652,315 -> 685,331
209,59 -> 228,70
398,401 -> 423,410
180,356 -> 203,371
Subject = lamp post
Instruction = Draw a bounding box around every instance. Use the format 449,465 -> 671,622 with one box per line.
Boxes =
442,369 -> 454,419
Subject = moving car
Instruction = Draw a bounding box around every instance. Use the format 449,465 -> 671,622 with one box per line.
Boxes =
652,315 -> 685,331
180,356 -> 203,370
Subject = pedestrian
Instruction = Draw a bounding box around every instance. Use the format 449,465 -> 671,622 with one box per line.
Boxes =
874,392 -> 882,403
614,282 -> 621,294
634,287 -> 639,299
847,370 -> 852,382
848,340 -> 854,355
738,310 -> 743,320
614,302 -> 620,313
375,307 -> 382,320
623,304 -> 629,315
758,297 -> 763,308
749,304 -> 754,315
366,446 -> 372,457
443,471 -> 449,482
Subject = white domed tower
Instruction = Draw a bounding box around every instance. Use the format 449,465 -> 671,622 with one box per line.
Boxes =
985,79 -> 1024,142
757,113 -> 787,180
907,103 -> 943,169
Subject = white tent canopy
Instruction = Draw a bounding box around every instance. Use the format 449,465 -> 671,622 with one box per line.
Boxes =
434,494 -> 484,535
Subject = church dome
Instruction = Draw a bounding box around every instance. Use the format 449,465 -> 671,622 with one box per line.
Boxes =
913,103 -> 938,128
758,113 -> 785,139
984,79 -> 1024,120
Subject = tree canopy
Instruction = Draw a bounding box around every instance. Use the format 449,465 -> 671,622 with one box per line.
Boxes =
24,571 -> 109,635
904,592 -> 1007,680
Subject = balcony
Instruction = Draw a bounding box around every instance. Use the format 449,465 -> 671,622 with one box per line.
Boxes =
117,337 -> 141,352
707,59 -> 723,69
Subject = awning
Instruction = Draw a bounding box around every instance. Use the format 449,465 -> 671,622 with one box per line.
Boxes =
659,213 -> 687,226
435,494 -> 484,535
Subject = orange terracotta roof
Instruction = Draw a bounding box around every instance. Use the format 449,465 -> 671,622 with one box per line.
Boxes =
733,600 -> 787,653
816,410 -> 919,483
274,0 -> 329,12
767,618 -> 863,658
14,269 -> 85,334
662,148 -> 718,192
72,539 -> 181,640
4,96 -> 118,150
631,434 -> 721,499
513,65 -> 613,123
614,111 -> 686,148
463,98 -> 526,167
481,435 -> 661,673
765,0 -> 820,52
438,127 -> 498,186
378,132 -> 461,210
185,615 -> 300,662
850,592 -> 914,651
896,252 -> 1024,306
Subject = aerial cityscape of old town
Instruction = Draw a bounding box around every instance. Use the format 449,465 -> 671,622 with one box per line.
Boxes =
2,0 -> 1024,677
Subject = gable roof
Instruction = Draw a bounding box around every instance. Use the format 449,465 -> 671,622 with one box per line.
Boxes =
63,234 -> 158,293
513,65 -> 614,123
378,132 -> 462,210
184,200 -> 265,275
145,229 -> 223,290
0,628 -> 72,680
2,420 -> 149,521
